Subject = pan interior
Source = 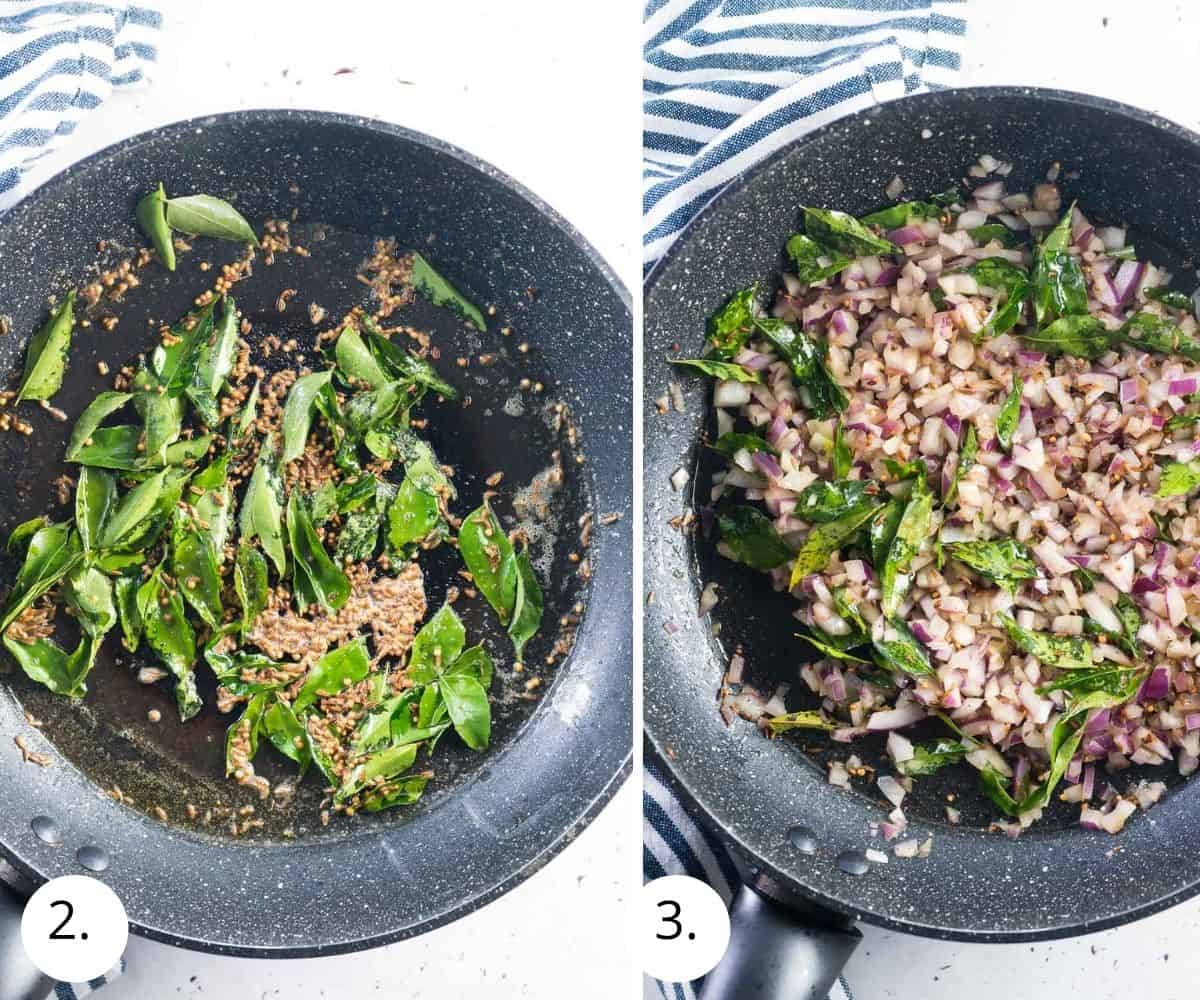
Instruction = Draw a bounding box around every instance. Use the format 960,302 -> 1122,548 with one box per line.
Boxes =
4,219 -> 590,840
0,110 -> 632,955
644,88 -> 1200,941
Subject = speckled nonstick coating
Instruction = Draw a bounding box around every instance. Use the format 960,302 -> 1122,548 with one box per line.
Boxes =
0,110 -> 631,956
644,87 -> 1200,942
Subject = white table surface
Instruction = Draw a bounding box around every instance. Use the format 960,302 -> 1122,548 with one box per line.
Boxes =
844,3 -> 1200,998
9,1 -> 639,998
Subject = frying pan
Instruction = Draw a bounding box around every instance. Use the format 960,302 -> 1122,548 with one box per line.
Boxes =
644,87 -> 1200,998
0,110 -> 631,996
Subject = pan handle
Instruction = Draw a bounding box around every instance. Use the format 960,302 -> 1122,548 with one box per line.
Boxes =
0,878 -> 53,1000
699,879 -> 861,1000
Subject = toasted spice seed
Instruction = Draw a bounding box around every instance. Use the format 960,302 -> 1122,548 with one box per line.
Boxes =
147,708 -> 162,723
154,805 -> 168,822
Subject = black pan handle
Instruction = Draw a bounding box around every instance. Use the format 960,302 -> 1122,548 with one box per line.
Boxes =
699,878 -> 861,1000
0,878 -> 53,1000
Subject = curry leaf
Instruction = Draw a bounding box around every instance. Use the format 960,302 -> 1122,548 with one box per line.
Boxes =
262,699 -> 311,768
410,252 -> 486,331
336,741 -> 420,803
859,201 -> 943,228
113,574 -> 142,651
753,317 -> 847,418
286,491 -> 350,613
1031,206 -> 1088,324
75,467 -> 116,553
136,183 -> 176,270
794,479 -> 878,524
784,234 -> 851,285
717,504 -> 792,572
789,504 -> 879,589
360,325 -> 459,400
995,374 -> 1023,452
706,287 -> 757,359
66,391 -> 132,461
3,632 -> 100,699
766,709 -> 835,735
880,478 -> 933,615
945,537 -> 1037,593
501,543 -> 543,661
1020,314 -> 1111,360
1145,286 -> 1194,311
872,615 -> 934,677
186,295 -> 240,426
16,291 -> 76,403
136,568 -> 200,720
1117,311 -> 1200,364
386,451 -> 449,558
802,207 -> 897,256
62,565 -> 116,638
164,194 -> 258,244
996,611 -> 1093,671
294,637 -> 371,714
239,435 -> 286,575
100,469 -> 167,549
458,501 -> 515,622
171,515 -> 223,628
1157,459 -> 1200,498
832,421 -> 852,479
335,325 -> 389,388
709,432 -> 777,459
0,521 -> 83,632
896,738 -> 968,776
670,358 -> 759,383
968,223 -> 1023,248
280,369 -> 334,463
407,604 -> 467,685
234,543 -> 269,638
944,422 -> 977,505
440,673 -> 491,750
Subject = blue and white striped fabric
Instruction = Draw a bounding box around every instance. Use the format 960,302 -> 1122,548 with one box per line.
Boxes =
643,3 -> 967,996
0,2 -> 161,203
0,6 -> 160,990
51,959 -> 126,1000
644,0 -> 969,272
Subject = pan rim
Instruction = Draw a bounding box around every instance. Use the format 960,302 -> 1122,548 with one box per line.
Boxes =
643,84 -> 1200,943
0,107 -> 632,957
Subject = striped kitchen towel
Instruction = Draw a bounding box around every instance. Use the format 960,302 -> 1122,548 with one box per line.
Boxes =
0,1 -> 161,204
643,4 -> 968,996
51,960 -> 126,1000
643,0 -> 969,272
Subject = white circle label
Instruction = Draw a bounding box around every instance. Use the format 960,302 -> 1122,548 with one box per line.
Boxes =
641,875 -> 731,982
20,875 -> 128,982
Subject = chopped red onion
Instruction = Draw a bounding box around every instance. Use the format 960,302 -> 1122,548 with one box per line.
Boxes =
752,451 -> 782,480
866,701 -> 926,731
874,264 -> 902,287
1139,667 -> 1170,703
887,224 -> 925,246
1112,260 -> 1147,307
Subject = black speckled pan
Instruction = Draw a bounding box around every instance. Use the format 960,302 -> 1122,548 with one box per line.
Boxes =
0,110 -> 631,959
645,87 -> 1200,996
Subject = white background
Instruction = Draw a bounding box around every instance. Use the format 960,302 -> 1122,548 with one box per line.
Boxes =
845,4 -> 1200,999
11,1 -> 640,998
